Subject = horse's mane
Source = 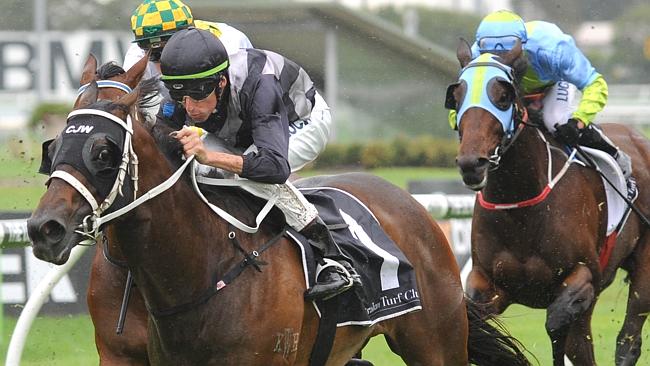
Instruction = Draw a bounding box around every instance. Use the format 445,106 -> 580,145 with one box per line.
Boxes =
97,62 -> 125,80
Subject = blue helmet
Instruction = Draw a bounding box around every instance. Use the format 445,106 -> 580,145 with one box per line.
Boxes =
475,10 -> 527,53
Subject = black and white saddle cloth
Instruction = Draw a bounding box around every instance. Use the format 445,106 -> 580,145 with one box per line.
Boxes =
287,187 -> 422,327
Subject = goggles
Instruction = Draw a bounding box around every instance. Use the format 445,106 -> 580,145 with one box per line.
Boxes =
478,36 -> 523,53
164,78 -> 219,102
137,39 -> 167,62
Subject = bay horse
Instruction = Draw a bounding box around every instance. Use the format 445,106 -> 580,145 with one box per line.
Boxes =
449,39 -> 650,365
27,56 -> 530,366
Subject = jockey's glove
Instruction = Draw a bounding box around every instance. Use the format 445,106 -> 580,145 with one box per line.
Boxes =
554,119 -> 582,146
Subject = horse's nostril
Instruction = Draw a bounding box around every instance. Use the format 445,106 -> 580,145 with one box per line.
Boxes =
40,220 -> 66,243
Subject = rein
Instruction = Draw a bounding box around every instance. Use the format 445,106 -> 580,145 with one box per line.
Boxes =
54,103 -> 292,316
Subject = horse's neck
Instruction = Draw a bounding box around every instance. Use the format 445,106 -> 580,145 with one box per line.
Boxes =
112,127 -> 239,310
484,126 -> 552,202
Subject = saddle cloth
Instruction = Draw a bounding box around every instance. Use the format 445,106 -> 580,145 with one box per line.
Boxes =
576,147 -> 638,235
289,186 -> 422,327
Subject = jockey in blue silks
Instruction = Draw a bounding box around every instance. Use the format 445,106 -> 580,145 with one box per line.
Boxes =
449,10 -> 632,178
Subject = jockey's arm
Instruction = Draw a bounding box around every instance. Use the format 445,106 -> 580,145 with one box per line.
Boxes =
572,75 -> 608,126
553,39 -> 608,126
240,75 -> 291,184
173,127 -> 244,174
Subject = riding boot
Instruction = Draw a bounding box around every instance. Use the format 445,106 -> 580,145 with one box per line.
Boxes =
301,217 -> 362,301
578,124 -> 632,179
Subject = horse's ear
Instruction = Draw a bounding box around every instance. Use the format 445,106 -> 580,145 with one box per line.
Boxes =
124,54 -> 148,89
457,38 -> 472,68
499,40 -> 522,66
112,88 -> 140,119
74,80 -> 99,109
80,54 -> 98,86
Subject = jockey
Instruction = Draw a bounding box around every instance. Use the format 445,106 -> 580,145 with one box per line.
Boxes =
158,28 -> 360,301
449,10 -> 632,178
124,0 -> 252,81
125,0 -> 326,172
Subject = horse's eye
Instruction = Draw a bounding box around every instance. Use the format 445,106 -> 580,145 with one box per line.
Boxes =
93,146 -> 119,170
494,92 -> 513,111
488,78 -> 514,111
97,149 -> 111,163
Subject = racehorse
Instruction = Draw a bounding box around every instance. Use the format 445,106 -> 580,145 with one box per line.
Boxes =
27,55 -> 530,365
448,39 -> 650,365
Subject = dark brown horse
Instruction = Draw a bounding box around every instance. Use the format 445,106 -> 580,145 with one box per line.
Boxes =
449,40 -> 650,365
28,55 -> 530,365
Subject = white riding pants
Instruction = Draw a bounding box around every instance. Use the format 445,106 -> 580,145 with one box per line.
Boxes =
541,81 -> 581,132
288,92 -> 331,172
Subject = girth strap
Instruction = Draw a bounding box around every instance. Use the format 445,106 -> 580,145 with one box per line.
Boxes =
148,228 -> 286,318
308,298 -> 339,366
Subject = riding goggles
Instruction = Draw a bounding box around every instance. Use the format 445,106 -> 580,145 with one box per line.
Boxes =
478,36 -> 524,53
137,38 -> 168,62
164,78 -> 219,102
161,59 -> 228,102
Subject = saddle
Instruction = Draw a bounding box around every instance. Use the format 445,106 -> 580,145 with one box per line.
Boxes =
573,146 -> 637,236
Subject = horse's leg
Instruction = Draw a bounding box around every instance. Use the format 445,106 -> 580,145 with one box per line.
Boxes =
466,267 -> 509,314
616,237 -> 650,366
564,305 -> 596,366
546,264 -> 596,366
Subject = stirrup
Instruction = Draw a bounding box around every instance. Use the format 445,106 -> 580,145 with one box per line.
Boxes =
304,259 -> 356,301
316,258 -> 355,289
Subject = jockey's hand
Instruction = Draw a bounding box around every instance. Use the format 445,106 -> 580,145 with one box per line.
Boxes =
172,126 -> 209,163
554,119 -> 583,146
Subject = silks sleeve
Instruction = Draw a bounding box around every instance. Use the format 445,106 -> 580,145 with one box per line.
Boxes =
572,75 -> 608,125
448,109 -> 457,130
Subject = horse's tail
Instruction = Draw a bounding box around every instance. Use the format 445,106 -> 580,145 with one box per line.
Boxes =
466,297 -> 533,366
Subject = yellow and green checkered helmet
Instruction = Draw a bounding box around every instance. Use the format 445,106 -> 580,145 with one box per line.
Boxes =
131,0 -> 194,43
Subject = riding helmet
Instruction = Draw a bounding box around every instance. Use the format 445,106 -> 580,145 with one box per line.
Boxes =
131,0 -> 194,45
160,28 -> 229,98
475,10 -> 527,53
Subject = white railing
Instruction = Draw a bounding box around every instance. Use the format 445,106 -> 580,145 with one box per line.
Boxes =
2,193 -> 477,365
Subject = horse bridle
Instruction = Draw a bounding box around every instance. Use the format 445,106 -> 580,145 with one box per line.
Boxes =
77,80 -> 133,96
487,101 -> 532,170
452,58 -> 535,171
49,109 -> 141,244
